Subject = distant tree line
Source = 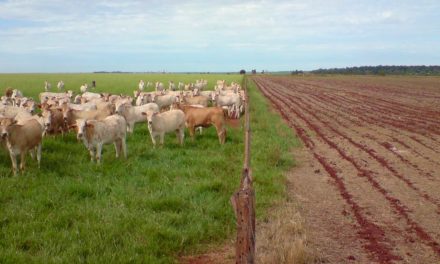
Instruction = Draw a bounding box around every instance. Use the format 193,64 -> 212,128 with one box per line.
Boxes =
311,65 -> 440,76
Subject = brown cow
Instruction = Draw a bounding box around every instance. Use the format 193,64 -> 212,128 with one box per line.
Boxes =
0,118 -> 43,175
174,103 -> 226,144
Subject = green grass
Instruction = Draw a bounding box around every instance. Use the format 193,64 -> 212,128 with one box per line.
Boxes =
0,74 -> 299,263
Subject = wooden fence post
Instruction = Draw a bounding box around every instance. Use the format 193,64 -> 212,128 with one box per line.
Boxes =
231,77 -> 255,263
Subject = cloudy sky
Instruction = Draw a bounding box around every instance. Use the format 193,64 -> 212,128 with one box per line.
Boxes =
0,0 -> 439,73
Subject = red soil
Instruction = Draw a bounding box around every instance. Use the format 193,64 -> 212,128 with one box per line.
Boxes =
253,75 -> 440,263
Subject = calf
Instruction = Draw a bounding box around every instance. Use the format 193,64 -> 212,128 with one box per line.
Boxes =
0,118 -> 43,175
72,115 -> 127,164
141,109 -> 185,146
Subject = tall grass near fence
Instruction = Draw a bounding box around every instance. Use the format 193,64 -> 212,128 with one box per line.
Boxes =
0,74 -> 299,263
247,78 -> 300,215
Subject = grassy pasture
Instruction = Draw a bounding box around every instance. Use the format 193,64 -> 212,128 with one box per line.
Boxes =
0,74 -> 299,263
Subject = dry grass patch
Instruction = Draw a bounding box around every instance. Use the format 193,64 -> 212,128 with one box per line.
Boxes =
256,199 -> 317,264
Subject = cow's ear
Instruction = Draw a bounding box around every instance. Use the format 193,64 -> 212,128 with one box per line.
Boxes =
141,112 -> 146,115
69,124 -> 77,129
86,123 -> 94,128
11,120 -> 17,125
37,104 -> 42,109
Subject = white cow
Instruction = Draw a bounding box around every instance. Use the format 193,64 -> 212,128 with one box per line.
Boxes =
44,81 -> 51,91
177,82 -> 184,90
39,91 -> 73,103
169,81 -> 176,91
57,80 -> 65,91
142,109 -> 185,146
155,82 -> 164,93
82,91 -> 102,99
74,115 -> 127,164
115,102 -> 159,133
80,83 -> 89,93
214,93 -> 242,119
152,94 -> 179,110
138,80 -> 145,91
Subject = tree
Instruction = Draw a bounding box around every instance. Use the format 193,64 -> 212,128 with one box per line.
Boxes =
240,69 -> 246,75
251,69 -> 257,74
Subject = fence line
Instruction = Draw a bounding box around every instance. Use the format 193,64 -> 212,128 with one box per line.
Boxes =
231,76 -> 255,263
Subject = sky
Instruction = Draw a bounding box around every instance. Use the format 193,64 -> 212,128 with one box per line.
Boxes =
0,0 -> 439,73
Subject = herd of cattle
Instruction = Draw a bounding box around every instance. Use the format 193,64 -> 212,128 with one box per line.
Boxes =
0,79 -> 245,175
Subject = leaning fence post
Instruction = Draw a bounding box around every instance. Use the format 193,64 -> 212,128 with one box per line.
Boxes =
231,77 -> 255,263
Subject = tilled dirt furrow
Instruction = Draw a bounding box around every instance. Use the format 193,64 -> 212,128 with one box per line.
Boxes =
280,80 -> 440,158
253,76 -> 440,263
260,78 -> 440,187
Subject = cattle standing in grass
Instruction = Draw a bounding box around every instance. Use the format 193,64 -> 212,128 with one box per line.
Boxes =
72,115 -> 127,164
182,95 -> 209,107
41,107 -> 68,135
115,102 -> 159,133
174,104 -> 226,144
44,81 -> 51,91
80,83 -> 89,93
138,80 -> 145,91
155,82 -> 164,93
39,91 -> 73,103
5,87 -> 13,98
169,81 -> 176,91
57,81 -> 65,91
152,94 -> 179,110
142,109 -> 185,146
0,118 -> 43,175
61,103 -> 113,127
178,82 -> 184,90
214,93 -> 242,119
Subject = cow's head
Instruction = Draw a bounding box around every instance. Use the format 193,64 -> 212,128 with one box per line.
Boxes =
75,119 -> 92,140
0,118 -> 15,139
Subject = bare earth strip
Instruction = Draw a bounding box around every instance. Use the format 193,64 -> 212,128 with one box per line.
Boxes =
253,75 -> 440,264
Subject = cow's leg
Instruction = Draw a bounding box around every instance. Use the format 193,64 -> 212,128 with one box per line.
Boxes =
29,148 -> 35,160
189,125 -> 195,141
114,141 -> 120,158
20,151 -> 26,172
179,128 -> 185,145
121,137 -> 127,158
89,147 -> 96,162
96,143 -> 103,164
150,133 -> 157,147
129,122 -> 134,133
220,128 -> 226,144
160,133 -> 164,146
36,144 -> 42,168
9,151 -> 18,176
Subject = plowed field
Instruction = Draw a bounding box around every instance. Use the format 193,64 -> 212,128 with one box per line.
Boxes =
253,75 -> 440,263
